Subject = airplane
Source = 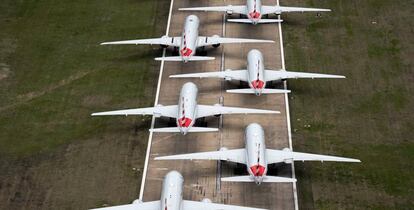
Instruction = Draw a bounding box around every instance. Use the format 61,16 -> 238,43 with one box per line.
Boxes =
156,123 -> 361,185
100,15 -> 274,62
179,0 -> 331,24
90,170 -> 267,210
92,82 -> 279,135
170,49 -> 345,96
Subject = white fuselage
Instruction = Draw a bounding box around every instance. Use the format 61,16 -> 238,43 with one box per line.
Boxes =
180,15 -> 200,62
247,0 -> 263,24
247,49 -> 266,96
160,171 -> 184,210
176,82 -> 198,134
244,123 -> 268,184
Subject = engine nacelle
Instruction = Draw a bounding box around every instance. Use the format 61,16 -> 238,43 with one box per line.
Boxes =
160,35 -> 169,48
283,148 -> 291,152
212,35 -> 221,48
133,199 -> 143,204
283,148 -> 293,164
226,6 -> 233,15
219,147 -> 228,151
154,104 -> 164,117
201,198 -> 212,203
224,69 -> 232,81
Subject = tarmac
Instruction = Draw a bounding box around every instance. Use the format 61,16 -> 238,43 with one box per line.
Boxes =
141,0 -> 296,209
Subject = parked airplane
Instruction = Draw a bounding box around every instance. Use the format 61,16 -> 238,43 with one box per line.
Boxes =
100,15 -> 273,62
156,123 -> 361,184
90,170 -> 267,210
179,0 -> 331,24
92,83 -> 279,135
170,49 -> 345,96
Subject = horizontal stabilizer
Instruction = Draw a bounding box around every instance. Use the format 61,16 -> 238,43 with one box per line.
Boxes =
155,56 -> 215,62
227,19 -> 283,24
226,88 -> 290,94
221,175 -> 296,183
150,127 -> 219,133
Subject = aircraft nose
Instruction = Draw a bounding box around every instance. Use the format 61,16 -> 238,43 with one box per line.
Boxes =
255,89 -> 262,96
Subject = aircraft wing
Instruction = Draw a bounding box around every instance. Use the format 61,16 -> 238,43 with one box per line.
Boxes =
155,149 -> 247,164
197,36 -> 274,47
262,5 -> 331,15
170,70 -> 248,81
196,104 -> 279,118
266,149 -> 361,164
89,201 -> 160,210
264,70 -> 345,81
101,36 -> 181,47
91,105 -> 178,118
179,5 -> 247,15
182,200 -> 267,210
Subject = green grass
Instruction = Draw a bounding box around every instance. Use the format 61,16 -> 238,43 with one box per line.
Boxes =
284,0 -> 413,209
0,0 -> 166,157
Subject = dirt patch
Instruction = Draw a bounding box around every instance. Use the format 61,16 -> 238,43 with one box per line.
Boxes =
0,38 -> 17,58
0,132 -> 146,209
0,63 -> 11,80
82,95 -> 112,107
0,70 -> 94,112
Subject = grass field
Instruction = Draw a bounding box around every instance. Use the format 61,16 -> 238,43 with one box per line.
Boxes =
0,0 -> 169,209
283,0 -> 413,209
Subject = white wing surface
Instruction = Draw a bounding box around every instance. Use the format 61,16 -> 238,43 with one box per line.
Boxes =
101,36 -> 181,47
155,149 -> 246,164
266,149 -> 361,164
182,200 -> 267,210
264,70 -> 345,81
262,5 -> 331,15
170,70 -> 248,81
89,201 -> 160,210
179,5 -> 247,15
197,36 -> 274,47
196,105 -> 279,118
91,105 -> 178,118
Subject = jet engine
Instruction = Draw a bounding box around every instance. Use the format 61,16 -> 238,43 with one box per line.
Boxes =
226,6 -> 233,15
219,147 -> 228,151
224,69 -> 233,81
213,103 -> 222,117
132,199 -> 143,204
160,35 -> 169,48
283,148 -> 293,164
201,198 -> 212,203
212,35 -> 221,48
